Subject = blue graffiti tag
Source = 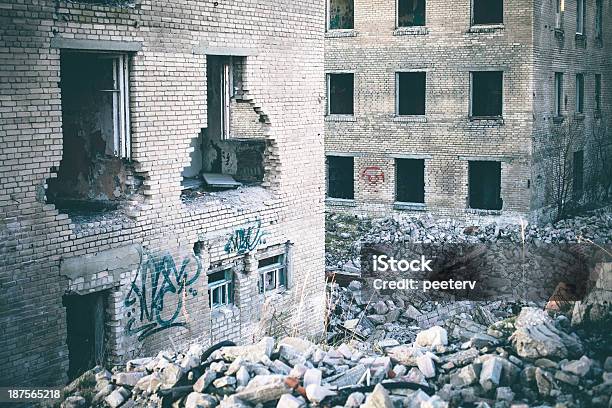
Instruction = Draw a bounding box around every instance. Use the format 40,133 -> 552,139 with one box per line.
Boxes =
124,250 -> 201,341
224,219 -> 267,255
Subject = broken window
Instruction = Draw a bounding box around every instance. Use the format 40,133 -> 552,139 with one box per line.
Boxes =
573,150 -> 584,198
555,72 -> 564,117
257,254 -> 287,294
328,73 -> 354,115
63,292 -> 106,381
473,0 -> 503,25
471,71 -> 503,117
398,0 -> 426,27
595,0 -> 603,39
327,156 -> 354,199
576,0 -> 585,34
576,74 -> 584,114
397,72 -> 426,116
595,74 -> 602,114
395,158 -> 425,203
469,161 -> 502,210
46,52 -> 137,214
328,0 -> 354,29
181,56 -> 267,195
555,0 -> 564,29
208,269 -> 234,309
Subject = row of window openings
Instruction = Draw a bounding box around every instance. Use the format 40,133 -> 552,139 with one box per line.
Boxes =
208,254 -> 287,309
328,0 -> 503,29
327,155 -> 584,210
555,0 -> 604,38
555,73 -> 603,116
329,0 -> 604,38
329,72 -> 603,118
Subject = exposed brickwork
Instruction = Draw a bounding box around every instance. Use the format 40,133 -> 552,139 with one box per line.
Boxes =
0,0 -> 325,386
325,0 -> 611,221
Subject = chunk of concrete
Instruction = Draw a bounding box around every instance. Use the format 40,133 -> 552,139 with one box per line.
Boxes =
479,357 -> 502,391
415,326 -> 448,347
276,394 -> 305,408
363,384 -> 393,408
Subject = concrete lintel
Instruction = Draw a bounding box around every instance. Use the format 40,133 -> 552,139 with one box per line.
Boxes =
458,155 -> 514,163
193,44 -> 257,56
326,152 -> 365,157
60,244 -> 141,282
51,37 -> 143,52
390,153 -> 433,159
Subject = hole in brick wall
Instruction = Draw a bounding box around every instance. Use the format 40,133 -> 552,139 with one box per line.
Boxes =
469,161 -> 503,210
329,0 -> 354,29
398,0 -> 426,26
327,156 -> 354,199
181,55 -> 269,198
471,71 -> 503,117
328,73 -> 354,115
473,0 -> 503,25
46,51 -> 144,219
397,72 -> 426,115
396,158 -> 425,203
63,291 -> 107,381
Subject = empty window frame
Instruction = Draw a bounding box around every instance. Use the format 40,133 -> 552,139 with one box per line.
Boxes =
328,73 -> 354,115
573,150 -> 584,198
576,0 -> 585,34
595,0 -> 603,39
576,74 -> 585,113
207,55 -> 244,140
397,72 -> 426,116
327,156 -> 354,199
595,74 -> 602,113
469,161 -> 502,210
473,0 -> 503,25
257,254 -> 287,294
208,269 -> 234,309
328,0 -> 354,30
555,0 -> 564,29
398,0 -> 426,27
555,72 -> 564,117
471,71 -> 503,117
395,159 -> 425,203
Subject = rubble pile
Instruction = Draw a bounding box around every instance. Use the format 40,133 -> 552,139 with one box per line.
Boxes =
60,305 -> 611,408
325,209 -> 612,269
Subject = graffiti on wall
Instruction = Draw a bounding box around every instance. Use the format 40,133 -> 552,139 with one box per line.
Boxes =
224,219 -> 268,255
361,166 -> 385,185
124,250 -> 202,341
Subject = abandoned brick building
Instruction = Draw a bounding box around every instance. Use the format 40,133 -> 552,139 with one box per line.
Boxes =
325,0 -> 612,219
0,0 -> 325,386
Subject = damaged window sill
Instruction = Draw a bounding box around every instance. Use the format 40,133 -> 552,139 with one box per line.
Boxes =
466,208 -> 502,216
468,24 -> 505,34
326,198 -> 357,207
468,116 -> 504,126
326,115 -> 356,123
325,30 -> 358,38
393,26 -> 429,36
393,115 -> 427,123
211,305 -> 238,321
552,115 -> 565,124
394,202 -> 427,211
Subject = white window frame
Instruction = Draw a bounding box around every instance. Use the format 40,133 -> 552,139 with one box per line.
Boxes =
257,254 -> 287,295
555,72 -> 564,117
576,0 -> 585,34
222,60 -> 232,140
208,269 -> 234,309
99,54 -> 131,159
555,0 -> 564,29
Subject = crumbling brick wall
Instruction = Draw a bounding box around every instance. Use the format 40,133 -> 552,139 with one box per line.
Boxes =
0,0 -> 325,386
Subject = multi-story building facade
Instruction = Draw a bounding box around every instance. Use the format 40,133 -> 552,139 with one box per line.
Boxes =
0,0 -> 325,386
325,0 -> 612,220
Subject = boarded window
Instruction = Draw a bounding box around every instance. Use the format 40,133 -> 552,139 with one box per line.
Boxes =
328,73 -> 354,115
396,159 -> 425,203
327,156 -> 354,199
576,0 -> 585,34
471,71 -> 503,117
258,255 -> 287,294
469,161 -> 502,210
555,72 -> 564,117
473,0 -> 503,25
397,72 -> 426,116
576,74 -> 584,113
398,0 -> 426,27
573,150 -> 584,198
329,0 -> 354,29
595,74 -> 602,113
208,269 -> 233,308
